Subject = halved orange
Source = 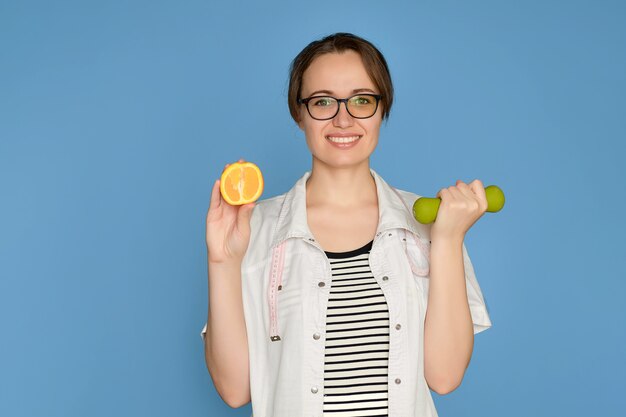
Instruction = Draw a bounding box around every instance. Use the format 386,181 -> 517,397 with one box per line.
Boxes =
220,161 -> 264,205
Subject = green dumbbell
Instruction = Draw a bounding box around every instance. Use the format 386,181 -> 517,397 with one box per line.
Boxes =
413,185 -> 505,224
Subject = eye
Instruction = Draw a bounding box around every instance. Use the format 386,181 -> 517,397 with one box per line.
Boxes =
351,95 -> 373,105
311,97 -> 335,107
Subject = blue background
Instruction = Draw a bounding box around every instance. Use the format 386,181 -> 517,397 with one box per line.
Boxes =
1,0 -> 625,416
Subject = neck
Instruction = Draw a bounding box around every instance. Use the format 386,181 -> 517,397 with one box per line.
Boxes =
305,159 -> 378,209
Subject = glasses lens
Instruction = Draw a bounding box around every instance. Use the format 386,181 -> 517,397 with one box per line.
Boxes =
347,94 -> 378,118
307,96 -> 338,120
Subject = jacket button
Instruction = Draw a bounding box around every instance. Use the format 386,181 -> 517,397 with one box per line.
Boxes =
388,233 -> 392,236
382,276 -> 389,281
313,332 -> 321,340
318,281 -> 325,287
311,386 -> 318,394
395,378 -> 402,384
395,323 -> 401,330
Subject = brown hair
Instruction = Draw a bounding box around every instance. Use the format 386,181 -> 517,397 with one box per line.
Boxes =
287,32 -> 394,124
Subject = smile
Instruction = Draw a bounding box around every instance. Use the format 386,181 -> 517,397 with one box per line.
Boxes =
325,135 -> 362,143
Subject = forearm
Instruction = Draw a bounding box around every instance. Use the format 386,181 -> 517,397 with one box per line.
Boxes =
204,260 -> 251,407
423,236 -> 474,394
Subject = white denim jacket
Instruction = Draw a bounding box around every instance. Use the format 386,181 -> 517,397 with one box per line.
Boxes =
201,168 -> 492,417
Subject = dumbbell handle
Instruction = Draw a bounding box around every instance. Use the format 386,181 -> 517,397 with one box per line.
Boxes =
413,185 -> 505,224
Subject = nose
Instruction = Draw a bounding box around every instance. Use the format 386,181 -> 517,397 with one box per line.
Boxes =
332,100 -> 354,128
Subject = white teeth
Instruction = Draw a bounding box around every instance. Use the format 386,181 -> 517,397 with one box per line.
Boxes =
326,135 -> 361,143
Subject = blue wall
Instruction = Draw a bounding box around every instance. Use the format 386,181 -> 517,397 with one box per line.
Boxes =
1,1 -> 625,416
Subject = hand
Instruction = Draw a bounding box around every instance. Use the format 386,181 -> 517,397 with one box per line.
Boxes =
430,179 -> 488,242
206,159 -> 256,265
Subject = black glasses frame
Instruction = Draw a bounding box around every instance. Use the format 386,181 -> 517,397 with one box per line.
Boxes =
297,93 -> 383,120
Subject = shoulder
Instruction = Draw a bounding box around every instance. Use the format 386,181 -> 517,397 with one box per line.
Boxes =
373,170 -> 424,207
374,173 -> 432,240
249,193 -> 284,229
391,186 -> 424,209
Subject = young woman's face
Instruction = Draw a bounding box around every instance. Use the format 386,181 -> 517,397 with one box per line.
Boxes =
298,50 -> 383,169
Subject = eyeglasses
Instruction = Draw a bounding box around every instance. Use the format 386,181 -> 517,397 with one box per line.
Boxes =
297,93 -> 382,121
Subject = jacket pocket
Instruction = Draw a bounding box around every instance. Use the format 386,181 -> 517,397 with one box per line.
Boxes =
402,229 -> 430,278
401,229 -> 431,315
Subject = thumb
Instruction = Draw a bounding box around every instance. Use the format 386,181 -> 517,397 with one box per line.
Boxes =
236,202 -> 255,233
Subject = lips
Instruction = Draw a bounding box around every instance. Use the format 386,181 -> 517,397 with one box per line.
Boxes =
325,135 -> 363,143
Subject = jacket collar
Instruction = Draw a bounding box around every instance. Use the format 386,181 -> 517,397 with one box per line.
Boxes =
270,168 -> 425,248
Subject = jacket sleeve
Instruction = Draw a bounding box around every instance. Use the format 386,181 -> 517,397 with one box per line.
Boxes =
459,242 -> 492,334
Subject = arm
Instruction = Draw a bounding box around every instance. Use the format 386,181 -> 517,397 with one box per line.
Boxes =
203,161 -> 255,407
204,260 -> 251,408
422,179 -> 489,394
423,236 -> 473,395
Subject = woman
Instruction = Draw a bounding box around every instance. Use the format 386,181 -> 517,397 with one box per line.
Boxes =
202,32 -> 492,417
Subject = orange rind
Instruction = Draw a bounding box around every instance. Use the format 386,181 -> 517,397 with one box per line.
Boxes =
220,161 -> 264,205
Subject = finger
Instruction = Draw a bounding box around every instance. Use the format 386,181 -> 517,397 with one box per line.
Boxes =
452,181 -> 481,213
469,179 -> 488,209
447,185 -> 462,200
469,179 -> 485,195
437,188 -> 450,200
236,201 -> 254,234
455,180 -> 476,200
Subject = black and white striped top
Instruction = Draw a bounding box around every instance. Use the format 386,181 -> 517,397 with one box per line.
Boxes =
323,239 -> 390,417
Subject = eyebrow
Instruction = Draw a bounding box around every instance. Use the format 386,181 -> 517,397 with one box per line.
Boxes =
307,88 -> 377,96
